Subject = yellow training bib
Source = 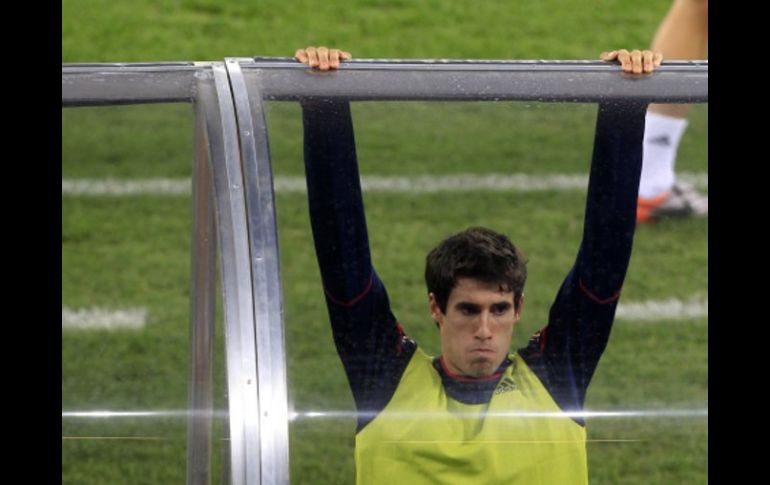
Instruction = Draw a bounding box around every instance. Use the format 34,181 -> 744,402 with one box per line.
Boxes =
355,349 -> 587,484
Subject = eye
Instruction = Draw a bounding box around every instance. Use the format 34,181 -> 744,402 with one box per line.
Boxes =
491,304 -> 511,316
457,304 -> 479,316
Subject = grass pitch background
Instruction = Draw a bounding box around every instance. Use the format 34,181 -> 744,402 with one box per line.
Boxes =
62,1 -> 707,483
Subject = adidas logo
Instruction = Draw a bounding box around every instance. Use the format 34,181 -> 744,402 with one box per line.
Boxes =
494,376 -> 518,395
647,135 -> 671,147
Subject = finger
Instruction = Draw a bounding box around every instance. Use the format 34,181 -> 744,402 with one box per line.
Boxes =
600,50 -> 617,61
617,49 -> 631,72
630,49 -> 643,74
642,50 -> 654,73
653,51 -> 663,67
306,47 -> 320,68
294,48 -> 309,64
329,49 -> 341,69
317,46 -> 330,70
340,50 -> 353,60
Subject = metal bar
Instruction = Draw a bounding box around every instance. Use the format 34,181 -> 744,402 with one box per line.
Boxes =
241,59 -> 707,103
62,64 -> 202,106
62,58 -> 707,106
198,64 -> 261,485
187,102 -> 217,485
225,58 -> 291,485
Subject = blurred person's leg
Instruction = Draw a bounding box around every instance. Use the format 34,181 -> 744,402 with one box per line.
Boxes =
638,0 -> 708,222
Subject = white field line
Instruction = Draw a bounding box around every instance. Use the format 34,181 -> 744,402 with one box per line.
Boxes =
62,307 -> 147,330
616,297 -> 708,321
60,297 -> 706,331
61,172 -> 708,196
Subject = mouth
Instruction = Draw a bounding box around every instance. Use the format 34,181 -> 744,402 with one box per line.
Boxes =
470,348 -> 495,355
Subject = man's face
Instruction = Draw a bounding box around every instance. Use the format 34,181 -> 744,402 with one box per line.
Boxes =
430,278 -> 521,378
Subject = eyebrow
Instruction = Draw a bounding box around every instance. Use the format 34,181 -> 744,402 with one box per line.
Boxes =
454,301 -> 513,311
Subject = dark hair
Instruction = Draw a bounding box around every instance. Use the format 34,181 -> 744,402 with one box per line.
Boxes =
425,227 -> 527,314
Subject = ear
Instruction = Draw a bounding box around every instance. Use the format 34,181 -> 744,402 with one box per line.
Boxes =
428,292 -> 443,326
514,294 -> 525,322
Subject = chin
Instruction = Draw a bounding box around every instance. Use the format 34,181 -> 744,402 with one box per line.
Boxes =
468,362 -> 496,377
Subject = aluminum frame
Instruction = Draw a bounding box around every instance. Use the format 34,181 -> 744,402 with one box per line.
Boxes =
206,63 -> 262,485
243,58 -> 707,102
225,58 -> 290,484
61,62 -> 200,106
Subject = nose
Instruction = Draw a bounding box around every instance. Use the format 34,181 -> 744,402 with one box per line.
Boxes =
475,312 -> 493,340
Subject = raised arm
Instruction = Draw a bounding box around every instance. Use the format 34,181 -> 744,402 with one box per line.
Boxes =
302,97 -> 372,303
298,47 -> 416,430
520,49 -> 659,419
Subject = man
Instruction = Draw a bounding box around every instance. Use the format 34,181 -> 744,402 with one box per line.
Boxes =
297,47 -> 658,484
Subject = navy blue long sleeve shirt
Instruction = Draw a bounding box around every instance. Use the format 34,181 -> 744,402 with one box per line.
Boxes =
302,99 -> 646,430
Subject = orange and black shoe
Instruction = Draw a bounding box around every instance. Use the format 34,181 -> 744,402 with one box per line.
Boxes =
637,183 -> 708,224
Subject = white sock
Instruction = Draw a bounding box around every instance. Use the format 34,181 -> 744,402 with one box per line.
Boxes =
638,112 -> 689,199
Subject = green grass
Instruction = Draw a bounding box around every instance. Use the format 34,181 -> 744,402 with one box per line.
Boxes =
62,0 -> 707,483
587,418 -> 708,485
62,102 -> 708,178
62,0 -> 675,63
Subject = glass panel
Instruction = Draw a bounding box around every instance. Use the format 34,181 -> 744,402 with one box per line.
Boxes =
62,103 -> 227,484
264,99 -> 707,485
